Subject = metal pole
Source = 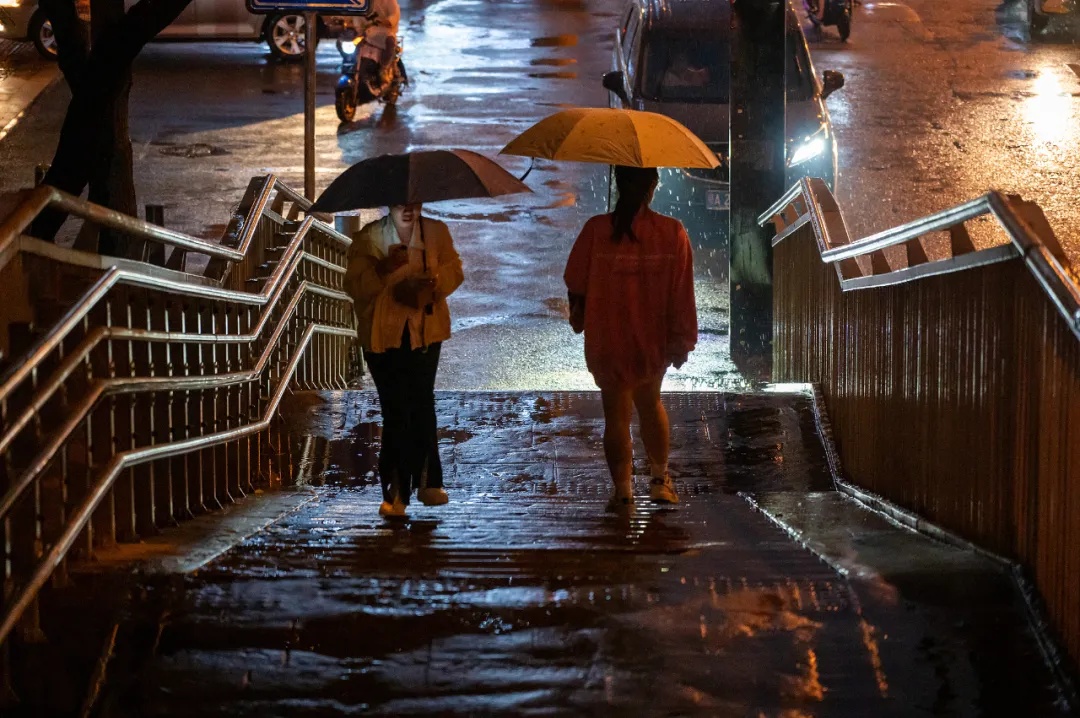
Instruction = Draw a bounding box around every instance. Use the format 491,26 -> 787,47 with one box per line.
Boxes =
728,0 -> 786,381
303,11 -> 317,201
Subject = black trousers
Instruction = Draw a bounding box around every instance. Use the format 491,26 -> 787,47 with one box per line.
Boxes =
363,330 -> 443,505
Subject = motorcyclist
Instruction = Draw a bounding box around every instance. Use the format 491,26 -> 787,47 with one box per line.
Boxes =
351,0 -> 401,79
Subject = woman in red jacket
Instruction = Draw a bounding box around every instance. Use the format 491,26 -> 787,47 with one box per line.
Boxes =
564,166 -> 698,512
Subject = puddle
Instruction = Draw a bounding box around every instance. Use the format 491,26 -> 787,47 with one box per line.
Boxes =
530,35 -> 579,47
530,58 -> 578,66
527,72 -> 579,80
155,142 -> 231,158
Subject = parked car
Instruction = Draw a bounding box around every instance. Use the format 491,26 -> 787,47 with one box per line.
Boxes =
601,0 -> 844,269
0,0 -> 345,60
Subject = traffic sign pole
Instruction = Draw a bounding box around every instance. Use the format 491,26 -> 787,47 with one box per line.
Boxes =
245,0 -> 369,201
304,11 -> 316,200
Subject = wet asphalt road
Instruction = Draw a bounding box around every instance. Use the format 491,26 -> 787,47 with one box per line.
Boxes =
814,0 -> 1080,255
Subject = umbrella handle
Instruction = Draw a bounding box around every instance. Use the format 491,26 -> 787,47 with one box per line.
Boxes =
518,158 -> 535,182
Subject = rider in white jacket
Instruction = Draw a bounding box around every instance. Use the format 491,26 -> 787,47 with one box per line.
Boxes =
349,0 -> 400,75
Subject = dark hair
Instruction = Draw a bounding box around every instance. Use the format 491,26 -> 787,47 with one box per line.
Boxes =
611,166 -> 658,243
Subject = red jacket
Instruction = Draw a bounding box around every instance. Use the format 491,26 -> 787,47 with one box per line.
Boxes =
564,208 -> 698,389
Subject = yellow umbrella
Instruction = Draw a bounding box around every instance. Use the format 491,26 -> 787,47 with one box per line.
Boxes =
500,107 -> 720,169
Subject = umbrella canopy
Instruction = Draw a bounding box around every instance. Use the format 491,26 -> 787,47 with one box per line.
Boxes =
311,149 -> 531,212
500,108 -> 720,169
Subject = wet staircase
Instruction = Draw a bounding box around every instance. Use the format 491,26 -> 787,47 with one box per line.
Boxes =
82,391 -> 1068,717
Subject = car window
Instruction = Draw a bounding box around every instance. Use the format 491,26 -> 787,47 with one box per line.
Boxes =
641,33 -> 730,103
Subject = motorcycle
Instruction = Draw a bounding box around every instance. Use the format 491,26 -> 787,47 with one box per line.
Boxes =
804,0 -> 855,42
334,26 -> 408,123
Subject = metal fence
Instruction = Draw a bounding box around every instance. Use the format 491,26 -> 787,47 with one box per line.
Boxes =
0,176 -> 356,651
760,178 -> 1080,674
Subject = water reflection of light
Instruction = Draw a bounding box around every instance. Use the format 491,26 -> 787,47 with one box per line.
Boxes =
1024,69 -> 1074,146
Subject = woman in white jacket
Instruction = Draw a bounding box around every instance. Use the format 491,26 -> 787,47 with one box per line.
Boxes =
345,203 -> 464,517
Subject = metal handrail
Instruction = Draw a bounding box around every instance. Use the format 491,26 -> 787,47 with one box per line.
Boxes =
0,322 -> 342,647
0,280 -> 352,528
0,176 -> 357,653
759,179 -> 1080,340
819,195 -> 991,263
0,265 -> 350,461
0,216 -> 352,512
0,215 -> 326,404
0,185 -> 245,263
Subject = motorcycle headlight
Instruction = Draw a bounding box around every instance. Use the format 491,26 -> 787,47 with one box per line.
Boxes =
788,136 -> 827,167
337,39 -> 358,56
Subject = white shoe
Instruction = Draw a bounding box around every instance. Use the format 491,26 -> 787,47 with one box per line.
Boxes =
379,497 -> 408,518
418,487 -> 449,506
649,475 -> 679,504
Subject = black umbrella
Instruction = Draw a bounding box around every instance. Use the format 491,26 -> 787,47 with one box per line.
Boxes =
310,149 -> 532,212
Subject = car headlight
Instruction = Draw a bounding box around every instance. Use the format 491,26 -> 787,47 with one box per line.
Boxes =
788,136 -> 826,167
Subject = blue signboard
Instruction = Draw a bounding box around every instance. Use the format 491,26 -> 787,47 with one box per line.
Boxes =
246,0 -> 370,15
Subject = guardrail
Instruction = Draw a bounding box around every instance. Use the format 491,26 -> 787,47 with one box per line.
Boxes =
760,178 -> 1080,678
0,176 -> 356,658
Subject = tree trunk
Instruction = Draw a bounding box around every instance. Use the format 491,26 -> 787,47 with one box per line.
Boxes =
88,0 -> 138,257
32,0 -> 194,257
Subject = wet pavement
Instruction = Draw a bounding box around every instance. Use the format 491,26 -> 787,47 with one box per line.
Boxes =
0,40 -> 56,137
811,0 -> 1080,259
96,390 -> 1067,717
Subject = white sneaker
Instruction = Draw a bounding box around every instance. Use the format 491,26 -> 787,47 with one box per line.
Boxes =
379,497 -> 408,518
418,487 -> 449,506
649,475 -> 679,504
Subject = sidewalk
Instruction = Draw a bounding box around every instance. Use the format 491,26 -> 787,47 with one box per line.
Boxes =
0,40 -> 58,142
92,390 -> 1065,717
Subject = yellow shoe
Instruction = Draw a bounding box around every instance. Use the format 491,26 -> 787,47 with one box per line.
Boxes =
379,497 -> 408,518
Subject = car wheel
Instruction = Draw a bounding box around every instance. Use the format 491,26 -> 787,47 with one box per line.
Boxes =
265,13 -> 315,61
29,11 -> 58,60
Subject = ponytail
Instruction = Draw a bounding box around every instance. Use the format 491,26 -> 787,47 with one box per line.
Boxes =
611,165 -> 658,243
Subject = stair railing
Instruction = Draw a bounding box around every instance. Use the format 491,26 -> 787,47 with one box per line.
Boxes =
0,176 -> 357,651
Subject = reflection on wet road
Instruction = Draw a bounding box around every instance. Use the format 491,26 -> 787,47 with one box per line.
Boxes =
112,391 -> 1063,716
809,0 -> 1080,263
